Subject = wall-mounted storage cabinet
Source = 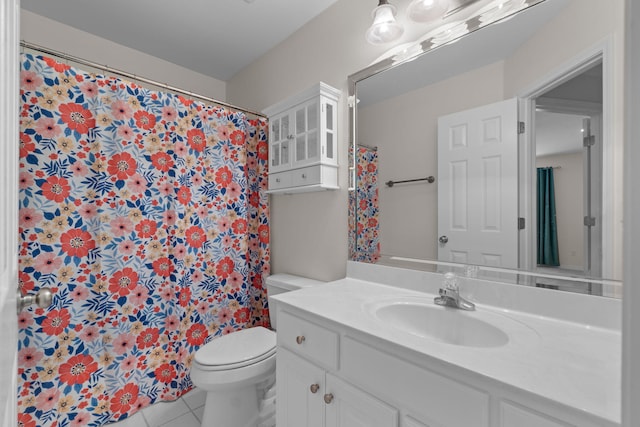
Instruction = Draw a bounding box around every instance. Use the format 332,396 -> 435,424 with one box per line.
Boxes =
263,82 -> 340,194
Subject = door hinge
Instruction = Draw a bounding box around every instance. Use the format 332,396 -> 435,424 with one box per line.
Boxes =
518,217 -> 525,230
583,135 -> 595,147
518,121 -> 525,134
584,216 -> 596,227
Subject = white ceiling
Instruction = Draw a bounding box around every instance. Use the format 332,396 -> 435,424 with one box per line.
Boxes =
20,0 -> 340,81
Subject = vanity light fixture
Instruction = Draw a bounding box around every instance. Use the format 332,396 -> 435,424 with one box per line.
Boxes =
365,0 -> 405,45
406,0 -> 449,22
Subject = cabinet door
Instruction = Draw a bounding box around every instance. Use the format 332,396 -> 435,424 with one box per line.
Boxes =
325,374 -> 398,427
293,100 -> 320,167
321,98 -> 337,166
270,112 -> 292,173
277,348 -> 325,427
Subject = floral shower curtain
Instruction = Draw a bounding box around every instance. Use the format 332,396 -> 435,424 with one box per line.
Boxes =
348,146 -> 380,263
17,53 -> 270,427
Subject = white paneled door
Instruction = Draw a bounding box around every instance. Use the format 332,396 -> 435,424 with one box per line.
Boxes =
1,0 -> 20,426
437,98 -> 519,268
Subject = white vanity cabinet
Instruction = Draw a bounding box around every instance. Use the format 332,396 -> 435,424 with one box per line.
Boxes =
275,304 -> 618,427
263,82 -> 339,194
276,312 -> 398,427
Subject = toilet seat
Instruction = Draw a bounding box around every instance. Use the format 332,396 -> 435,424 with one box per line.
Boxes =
194,326 -> 276,371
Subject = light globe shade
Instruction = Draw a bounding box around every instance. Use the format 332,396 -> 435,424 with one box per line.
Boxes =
407,0 -> 449,22
365,3 -> 404,44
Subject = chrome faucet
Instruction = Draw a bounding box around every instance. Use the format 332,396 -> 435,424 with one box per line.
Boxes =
434,273 -> 476,311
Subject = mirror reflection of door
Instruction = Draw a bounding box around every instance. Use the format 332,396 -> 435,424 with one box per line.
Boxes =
534,62 -> 603,290
437,98 -> 519,268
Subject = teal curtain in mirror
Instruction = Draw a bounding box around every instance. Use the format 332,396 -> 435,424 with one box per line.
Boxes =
537,167 -> 560,266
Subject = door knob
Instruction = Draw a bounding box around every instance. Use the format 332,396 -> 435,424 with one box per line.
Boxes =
17,287 -> 53,313
439,235 -> 449,244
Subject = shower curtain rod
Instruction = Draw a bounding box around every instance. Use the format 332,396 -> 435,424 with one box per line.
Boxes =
20,40 -> 266,118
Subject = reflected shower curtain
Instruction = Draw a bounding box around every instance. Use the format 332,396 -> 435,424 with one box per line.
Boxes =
17,53 -> 270,427
348,146 -> 380,263
537,167 -> 560,266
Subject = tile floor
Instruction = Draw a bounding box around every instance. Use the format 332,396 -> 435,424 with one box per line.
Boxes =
111,388 -> 206,427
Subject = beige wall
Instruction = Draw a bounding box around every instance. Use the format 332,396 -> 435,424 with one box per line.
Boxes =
227,0 -> 391,281
536,153 -> 584,270
359,62 -> 505,260
21,10 -> 226,101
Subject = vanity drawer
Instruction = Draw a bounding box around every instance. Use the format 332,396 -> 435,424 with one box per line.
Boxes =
269,172 -> 292,190
278,311 -> 339,370
341,336 -> 490,427
291,165 -> 321,187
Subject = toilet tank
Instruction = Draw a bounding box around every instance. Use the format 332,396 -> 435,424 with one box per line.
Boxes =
265,274 -> 324,330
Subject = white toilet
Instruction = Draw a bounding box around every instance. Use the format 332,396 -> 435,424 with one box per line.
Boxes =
190,273 -> 323,427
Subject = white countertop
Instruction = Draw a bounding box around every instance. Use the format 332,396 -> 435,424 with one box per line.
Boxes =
272,277 -> 621,424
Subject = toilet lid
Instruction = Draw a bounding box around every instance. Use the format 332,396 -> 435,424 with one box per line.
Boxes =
194,326 -> 276,368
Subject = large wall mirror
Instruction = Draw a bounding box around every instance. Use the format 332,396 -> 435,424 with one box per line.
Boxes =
348,0 -> 624,297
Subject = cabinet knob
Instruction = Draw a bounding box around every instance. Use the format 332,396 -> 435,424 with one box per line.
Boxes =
275,178 -> 281,183
324,393 -> 334,404
301,173 -> 307,179
296,335 -> 306,345
310,384 -> 319,394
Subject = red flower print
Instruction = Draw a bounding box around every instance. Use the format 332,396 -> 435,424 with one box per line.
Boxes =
113,333 -> 135,355
233,307 -> 251,324
176,185 -> 191,205
35,252 -> 62,274
59,103 -> 96,134
134,110 -> 156,130
231,218 -> 248,235
111,100 -> 133,120
59,354 -> 98,385
19,133 -> 35,158
185,323 -> 208,347
18,271 -> 35,294
109,268 -> 139,296
19,207 -> 43,228
258,224 -> 269,245
21,70 -> 44,91
35,117 -> 62,139
42,308 -> 71,336
110,383 -> 139,414
40,176 -> 71,202
110,216 -> 134,237
136,327 -> 159,349
60,229 -> 96,258
187,128 -> 206,152
178,287 -> 192,307
216,256 -> 235,279
152,257 -> 173,277
18,347 -> 43,369
18,412 -> 36,427
151,152 -> 174,172
154,363 -> 176,384
257,141 -> 268,160
215,166 -> 233,187
185,225 -> 206,248
43,56 -> 71,72
135,219 -> 157,239
230,130 -> 246,146
107,152 -> 137,180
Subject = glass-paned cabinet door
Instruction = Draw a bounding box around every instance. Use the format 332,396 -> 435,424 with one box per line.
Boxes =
323,100 -> 337,164
270,113 -> 291,173
294,100 -> 320,167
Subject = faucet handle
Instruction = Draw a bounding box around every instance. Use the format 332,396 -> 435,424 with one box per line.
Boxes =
443,272 -> 458,291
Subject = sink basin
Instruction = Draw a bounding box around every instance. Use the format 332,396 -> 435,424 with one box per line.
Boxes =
368,299 -> 509,348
